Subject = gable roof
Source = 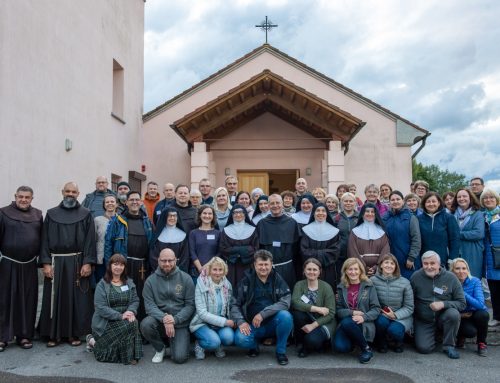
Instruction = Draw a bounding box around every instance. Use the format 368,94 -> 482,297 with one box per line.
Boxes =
143,44 -> 429,144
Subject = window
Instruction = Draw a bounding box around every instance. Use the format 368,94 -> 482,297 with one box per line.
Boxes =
112,59 -> 125,123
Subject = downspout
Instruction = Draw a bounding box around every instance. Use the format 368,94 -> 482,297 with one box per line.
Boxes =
411,134 -> 429,159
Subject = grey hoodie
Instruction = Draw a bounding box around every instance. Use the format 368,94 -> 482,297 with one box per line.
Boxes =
143,266 -> 195,328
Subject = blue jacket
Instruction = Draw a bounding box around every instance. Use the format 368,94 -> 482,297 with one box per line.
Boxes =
455,210 -> 485,278
461,276 -> 487,312
383,208 -> 421,278
104,212 -> 153,264
485,212 -> 500,280
418,209 -> 460,266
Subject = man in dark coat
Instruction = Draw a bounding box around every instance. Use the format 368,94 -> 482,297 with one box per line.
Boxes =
82,176 -> 115,218
39,182 -> 96,346
256,194 -> 300,289
0,186 -> 42,351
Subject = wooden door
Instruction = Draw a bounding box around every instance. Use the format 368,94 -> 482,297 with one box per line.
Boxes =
238,172 -> 269,195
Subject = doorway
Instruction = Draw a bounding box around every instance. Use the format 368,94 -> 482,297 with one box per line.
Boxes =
238,170 -> 298,195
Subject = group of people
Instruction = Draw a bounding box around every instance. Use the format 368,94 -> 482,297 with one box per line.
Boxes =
0,174 -> 499,367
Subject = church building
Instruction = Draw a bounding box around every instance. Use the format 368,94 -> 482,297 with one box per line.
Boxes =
143,44 -> 429,195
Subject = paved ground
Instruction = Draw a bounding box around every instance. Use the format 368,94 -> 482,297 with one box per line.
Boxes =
1,338 -> 499,383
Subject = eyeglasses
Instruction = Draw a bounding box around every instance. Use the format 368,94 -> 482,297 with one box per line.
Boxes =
159,259 -> 176,264
470,183 -> 482,187
232,209 -> 245,215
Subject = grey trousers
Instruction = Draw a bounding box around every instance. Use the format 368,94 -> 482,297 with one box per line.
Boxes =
414,308 -> 461,354
140,316 -> 190,364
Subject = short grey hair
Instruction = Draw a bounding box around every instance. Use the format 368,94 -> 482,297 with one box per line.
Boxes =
421,251 -> 440,262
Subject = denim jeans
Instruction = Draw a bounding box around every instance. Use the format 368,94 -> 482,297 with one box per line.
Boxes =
234,310 -> 293,354
375,314 -> 405,345
333,317 -> 367,353
194,325 -> 235,350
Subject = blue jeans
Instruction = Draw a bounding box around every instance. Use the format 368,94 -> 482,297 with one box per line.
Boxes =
333,317 -> 367,353
375,314 -> 405,345
194,325 -> 234,350
234,310 -> 293,354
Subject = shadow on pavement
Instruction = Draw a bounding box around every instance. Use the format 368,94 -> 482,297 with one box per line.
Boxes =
233,367 -> 414,383
0,371 -> 113,383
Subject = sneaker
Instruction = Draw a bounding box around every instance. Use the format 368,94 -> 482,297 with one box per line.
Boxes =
443,346 -> 460,359
359,347 -> 373,364
214,345 -> 226,358
488,319 -> 499,327
276,353 -> 289,365
152,348 -> 165,363
85,334 -> 94,353
247,348 -> 260,357
456,336 -> 466,349
194,341 -> 205,360
477,342 -> 488,357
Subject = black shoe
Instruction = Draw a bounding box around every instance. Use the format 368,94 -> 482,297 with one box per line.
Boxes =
377,345 -> 388,353
276,353 -> 289,365
297,348 -> 307,358
359,347 -> 373,364
247,348 -> 259,357
393,345 -> 404,353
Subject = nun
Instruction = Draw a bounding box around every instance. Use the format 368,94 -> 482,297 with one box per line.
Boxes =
149,207 -> 189,272
347,203 -> 390,277
300,203 -> 341,290
219,204 -> 259,289
291,194 -> 317,230
251,195 -> 270,225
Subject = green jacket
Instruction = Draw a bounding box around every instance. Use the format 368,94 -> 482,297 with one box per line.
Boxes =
291,279 -> 337,338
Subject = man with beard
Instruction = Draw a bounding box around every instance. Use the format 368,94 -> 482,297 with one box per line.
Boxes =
39,182 -> 96,347
256,194 -> 300,289
0,186 -> 43,352
411,250 -> 466,359
116,181 -> 131,214
82,176 -> 115,218
153,182 -> 176,225
171,185 -> 197,234
105,191 -> 153,320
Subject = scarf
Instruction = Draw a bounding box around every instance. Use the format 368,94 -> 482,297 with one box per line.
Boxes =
454,207 -> 473,229
198,268 -> 230,312
223,221 -> 256,240
485,206 -> 500,225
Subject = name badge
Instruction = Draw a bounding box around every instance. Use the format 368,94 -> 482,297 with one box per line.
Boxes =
272,241 -> 281,247
120,285 -> 129,292
433,287 -> 444,295
156,210 -> 161,215
207,234 -> 215,240
301,294 -> 310,304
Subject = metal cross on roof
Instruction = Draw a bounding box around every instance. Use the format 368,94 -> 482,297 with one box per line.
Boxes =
255,16 -> 278,44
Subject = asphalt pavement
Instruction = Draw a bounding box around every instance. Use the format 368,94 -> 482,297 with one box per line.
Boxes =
1,338 -> 499,383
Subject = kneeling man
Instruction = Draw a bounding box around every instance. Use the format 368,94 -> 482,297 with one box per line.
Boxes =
232,250 -> 293,365
141,248 -> 195,364
411,251 -> 466,359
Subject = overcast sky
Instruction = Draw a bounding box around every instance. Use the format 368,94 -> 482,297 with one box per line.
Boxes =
144,0 -> 500,190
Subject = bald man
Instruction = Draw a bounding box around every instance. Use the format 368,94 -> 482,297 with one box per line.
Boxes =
39,182 -> 96,347
82,176 -> 115,218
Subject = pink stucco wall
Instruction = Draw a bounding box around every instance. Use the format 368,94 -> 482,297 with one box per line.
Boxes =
143,48 -> 414,195
1,0 -> 145,211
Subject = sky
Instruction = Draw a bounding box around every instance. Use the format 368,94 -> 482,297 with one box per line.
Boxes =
144,0 -> 500,190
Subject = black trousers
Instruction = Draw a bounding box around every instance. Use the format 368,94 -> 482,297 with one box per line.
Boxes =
292,310 -> 330,352
458,310 -> 489,343
487,279 -> 500,320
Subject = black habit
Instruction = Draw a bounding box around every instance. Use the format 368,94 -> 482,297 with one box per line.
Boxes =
38,202 -> 96,340
256,214 -> 300,289
0,202 -> 42,343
